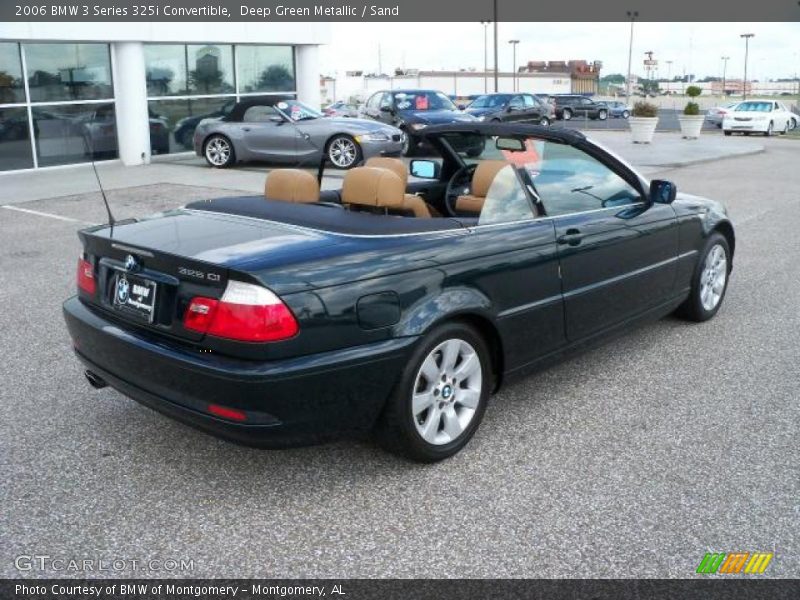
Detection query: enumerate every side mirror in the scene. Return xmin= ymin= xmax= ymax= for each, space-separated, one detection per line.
xmin=457 ymin=104 xmax=466 ymax=111
xmin=506 ymin=105 xmax=517 ymax=112
xmin=409 ymin=159 xmax=441 ymax=180
xmin=269 ymin=115 xmax=285 ymax=124
xmin=650 ymin=179 xmax=677 ymax=204
xmin=379 ymin=105 xmax=393 ymax=113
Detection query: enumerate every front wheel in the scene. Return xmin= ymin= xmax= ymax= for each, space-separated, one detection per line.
xmin=723 ymin=130 xmax=732 ymax=136
xmin=562 ymin=108 xmax=573 ymax=121
xmin=204 ymin=134 xmax=234 ymax=168
xmin=327 ymin=135 xmax=361 ymax=169
xmin=597 ymin=109 xmax=608 ymax=121
xmin=622 ymin=110 xmax=630 ymax=119
xmin=763 ymin=122 xmax=773 ymax=137
xmin=675 ymin=233 xmax=731 ymax=322
xmin=538 ymin=116 xmax=550 ymax=126
xmin=401 ymin=132 xmax=418 ymax=157
xmin=375 ymin=322 xmax=492 ymax=462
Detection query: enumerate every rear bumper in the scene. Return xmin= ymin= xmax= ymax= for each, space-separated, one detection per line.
xmin=63 ymin=296 xmax=417 ymax=447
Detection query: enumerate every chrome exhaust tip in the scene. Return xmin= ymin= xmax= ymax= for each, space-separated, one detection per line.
xmin=84 ymin=370 xmax=108 ymax=390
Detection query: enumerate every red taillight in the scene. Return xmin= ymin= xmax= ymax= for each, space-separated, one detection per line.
xmin=183 ymin=281 xmax=298 ymax=342
xmin=208 ymin=403 xmax=247 ymax=422
xmin=77 ymin=257 xmax=96 ymax=295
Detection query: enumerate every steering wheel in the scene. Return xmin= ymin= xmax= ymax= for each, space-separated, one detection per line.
xmin=444 ymin=164 xmax=477 ymax=217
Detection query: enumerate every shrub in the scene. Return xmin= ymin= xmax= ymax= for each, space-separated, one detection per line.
xmin=686 ymin=85 xmax=703 ymax=98
xmin=684 ymin=102 xmax=700 ymax=116
xmin=632 ymin=101 xmax=658 ymax=118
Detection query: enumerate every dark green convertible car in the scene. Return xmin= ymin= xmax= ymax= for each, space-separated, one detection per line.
xmin=64 ymin=123 xmax=735 ymax=462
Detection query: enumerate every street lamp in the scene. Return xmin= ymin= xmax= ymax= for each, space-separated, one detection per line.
xmin=508 ymin=39 xmax=520 ymax=91
xmin=625 ymin=11 xmax=639 ymax=100
xmin=740 ymin=33 xmax=754 ymax=100
xmin=721 ymin=56 xmax=730 ymax=97
xmin=493 ymin=0 xmax=498 ymax=92
xmin=666 ymin=60 xmax=673 ymax=93
xmin=480 ymin=21 xmax=491 ymax=93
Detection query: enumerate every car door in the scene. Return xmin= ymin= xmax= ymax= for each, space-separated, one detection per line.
xmin=577 ymin=97 xmax=594 ymax=117
xmin=505 ymin=95 xmax=526 ymax=122
xmin=522 ymin=94 xmax=543 ymax=122
xmin=529 ymin=140 xmax=679 ymax=341
xmin=239 ymin=104 xmax=299 ymax=160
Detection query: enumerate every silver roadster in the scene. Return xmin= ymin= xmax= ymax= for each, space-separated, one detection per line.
xmin=193 ymin=97 xmax=404 ymax=169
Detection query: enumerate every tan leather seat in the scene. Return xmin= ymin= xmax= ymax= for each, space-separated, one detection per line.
xmin=341 ymin=167 xmax=405 ymax=214
xmin=456 ymin=160 xmax=507 ymax=214
xmin=264 ymin=169 xmax=320 ymax=203
xmin=365 ymin=156 xmax=433 ymax=218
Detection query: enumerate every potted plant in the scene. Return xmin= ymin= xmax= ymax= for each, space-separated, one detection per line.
xmin=678 ymin=85 xmax=705 ymax=139
xmin=629 ymin=101 xmax=658 ymax=143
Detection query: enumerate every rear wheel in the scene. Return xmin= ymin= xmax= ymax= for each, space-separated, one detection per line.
xmin=723 ymin=130 xmax=732 ymax=136
xmin=327 ymin=135 xmax=361 ymax=169
xmin=781 ymin=120 xmax=789 ymax=135
xmin=204 ymin=135 xmax=234 ymax=168
xmin=622 ymin=110 xmax=630 ymax=119
xmin=538 ymin=116 xmax=550 ymax=126
xmin=675 ymin=233 xmax=731 ymax=322
xmin=401 ymin=131 xmax=418 ymax=157
xmin=597 ymin=109 xmax=608 ymax=121
xmin=375 ymin=322 xmax=491 ymax=462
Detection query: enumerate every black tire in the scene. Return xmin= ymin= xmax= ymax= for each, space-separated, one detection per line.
xmin=597 ymin=109 xmax=608 ymax=121
xmin=539 ymin=116 xmax=550 ymax=126
xmin=675 ymin=232 xmax=731 ymax=322
xmin=723 ymin=130 xmax=732 ymax=136
xmin=326 ymin=134 xmax=362 ymax=169
xmin=203 ymin=134 xmax=235 ymax=168
xmin=764 ymin=122 xmax=773 ymax=137
xmin=562 ymin=108 xmax=573 ymax=121
xmin=622 ymin=110 xmax=630 ymax=119
xmin=401 ymin=131 xmax=418 ymax=157
xmin=374 ymin=322 xmax=492 ymax=462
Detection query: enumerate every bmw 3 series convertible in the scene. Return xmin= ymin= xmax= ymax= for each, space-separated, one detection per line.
xmin=64 ymin=123 xmax=735 ymax=462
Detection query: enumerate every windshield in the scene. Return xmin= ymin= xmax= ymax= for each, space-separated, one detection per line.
xmin=736 ymin=102 xmax=771 ymax=113
xmin=276 ymin=100 xmax=322 ymax=121
xmin=393 ymin=91 xmax=456 ymax=111
xmin=469 ymin=94 xmax=512 ymax=109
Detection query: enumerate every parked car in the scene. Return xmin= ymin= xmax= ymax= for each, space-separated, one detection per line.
xmin=80 ymin=105 xmax=169 ymax=157
xmin=605 ymin=101 xmax=631 ymax=119
xmin=706 ymin=102 xmax=740 ymax=128
xmin=173 ymin=99 xmax=236 ymax=149
xmin=362 ymin=89 xmax=480 ymax=156
xmin=463 ymin=93 xmax=553 ymax=125
xmin=193 ymin=96 xmax=403 ymax=169
xmin=722 ymin=100 xmax=797 ymax=136
xmin=322 ymin=100 xmax=360 ymax=118
xmin=65 ymin=122 xmax=735 ymax=462
xmin=552 ymin=95 xmax=609 ymax=121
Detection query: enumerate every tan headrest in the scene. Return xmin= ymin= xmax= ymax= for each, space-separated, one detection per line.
xmin=341 ymin=167 xmax=404 ymax=210
xmin=472 ymin=160 xmax=507 ymax=198
xmin=264 ymin=169 xmax=320 ymax=203
xmin=365 ymin=157 xmax=408 ymax=187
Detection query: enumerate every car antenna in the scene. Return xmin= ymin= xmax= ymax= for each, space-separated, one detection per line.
xmin=86 ymin=128 xmax=115 ymax=228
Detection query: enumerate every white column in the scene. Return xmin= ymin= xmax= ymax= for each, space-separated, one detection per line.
xmin=295 ymin=45 xmax=321 ymax=109
xmin=112 ymin=42 xmax=150 ymax=166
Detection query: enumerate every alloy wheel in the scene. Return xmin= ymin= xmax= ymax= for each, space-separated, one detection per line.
xmin=539 ymin=117 xmax=550 ymax=126
xmin=622 ymin=110 xmax=630 ymax=119
xmin=562 ymin=109 xmax=572 ymax=121
xmin=411 ymin=338 xmax=483 ymax=446
xmin=598 ymin=110 xmax=608 ymax=120
xmin=700 ymin=244 xmax=727 ymax=312
xmin=328 ymin=136 xmax=357 ymax=168
xmin=205 ymin=137 xmax=231 ymax=166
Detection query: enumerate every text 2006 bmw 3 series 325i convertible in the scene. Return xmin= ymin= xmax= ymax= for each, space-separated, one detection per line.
xmin=64 ymin=123 xmax=735 ymax=462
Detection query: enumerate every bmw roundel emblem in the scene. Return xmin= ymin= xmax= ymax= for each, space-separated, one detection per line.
xmin=117 ymin=277 xmax=130 ymax=303
xmin=124 ymin=254 xmax=140 ymax=272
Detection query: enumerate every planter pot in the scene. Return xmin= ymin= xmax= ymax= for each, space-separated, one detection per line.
xmin=678 ymin=115 xmax=705 ymax=139
xmin=628 ymin=116 xmax=658 ymax=144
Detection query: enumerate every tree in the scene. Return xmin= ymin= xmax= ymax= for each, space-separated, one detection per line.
xmin=256 ymin=65 xmax=294 ymax=92
xmin=600 ymin=73 xmax=626 ymax=84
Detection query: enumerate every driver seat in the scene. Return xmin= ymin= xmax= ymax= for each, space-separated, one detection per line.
xmin=264 ymin=169 xmax=320 ymax=203
xmin=365 ymin=157 xmax=434 ymax=218
xmin=455 ymin=160 xmax=507 ymax=214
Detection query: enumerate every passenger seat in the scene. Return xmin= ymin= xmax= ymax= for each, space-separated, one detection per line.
xmin=264 ymin=169 xmax=320 ymax=203
xmin=365 ymin=157 xmax=434 ymax=218
xmin=456 ymin=160 xmax=507 ymax=214
xmin=341 ymin=166 xmax=407 ymax=215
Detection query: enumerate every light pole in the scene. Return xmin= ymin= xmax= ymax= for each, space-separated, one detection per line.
xmin=480 ymin=21 xmax=490 ymax=93
xmin=740 ymin=33 xmax=754 ymax=100
xmin=508 ymin=39 xmax=520 ymax=91
xmin=625 ymin=11 xmax=638 ymax=100
xmin=721 ymin=56 xmax=730 ymax=97
xmin=493 ymin=0 xmax=498 ymax=92
xmin=666 ymin=60 xmax=673 ymax=93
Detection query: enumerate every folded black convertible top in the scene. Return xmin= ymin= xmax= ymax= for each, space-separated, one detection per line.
xmin=185 ymin=196 xmax=472 ymax=235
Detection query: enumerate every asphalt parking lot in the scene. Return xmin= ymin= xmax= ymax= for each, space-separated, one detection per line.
xmin=551 ymin=107 xmax=726 ymax=132
xmin=1 ymin=138 xmax=799 ymax=578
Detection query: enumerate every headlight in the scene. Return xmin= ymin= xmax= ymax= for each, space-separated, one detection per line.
xmin=477 ymin=116 xmax=486 ymax=122
xmin=355 ymin=132 xmax=391 ymax=142
xmin=410 ymin=123 xmax=428 ymax=131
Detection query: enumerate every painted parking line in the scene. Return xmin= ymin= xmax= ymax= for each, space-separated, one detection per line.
xmin=1 ymin=205 xmax=94 ymax=224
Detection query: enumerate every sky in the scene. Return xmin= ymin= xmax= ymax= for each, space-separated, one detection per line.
xmin=322 ymin=22 xmax=800 ymax=81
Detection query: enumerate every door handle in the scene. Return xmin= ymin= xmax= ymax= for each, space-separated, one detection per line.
xmin=557 ymin=228 xmax=583 ymax=246
xmin=242 ymin=127 xmax=251 ymax=132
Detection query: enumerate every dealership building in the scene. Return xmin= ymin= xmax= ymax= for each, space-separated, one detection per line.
xmin=0 ymin=22 xmax=330 ymax=172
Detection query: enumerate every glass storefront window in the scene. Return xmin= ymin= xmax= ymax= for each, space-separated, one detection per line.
xmin=145 ymin=44 xmax=187 ymax=96
xmin=32 ymin=102 xmax=118 ymax=167
xmin=187 ymin=45 xmax=234 ymax=95
xmin=0 ymin=43 xmax=26 ymax=104
xmin=149 ymin=97 xmax=236 ymax=153
xmin=24 ymin=43 xmax=113 ymax=102
xmin=0 ymin=107 xmax=34 ymax=170
xmin=236 ymin=46 xmax=295 ymax=94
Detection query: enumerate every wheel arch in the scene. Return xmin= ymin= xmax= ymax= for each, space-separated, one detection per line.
xmin=712 ymin=220 xmax=736 ymax=261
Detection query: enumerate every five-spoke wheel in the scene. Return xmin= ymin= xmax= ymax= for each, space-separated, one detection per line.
xmin=204 ymin=135 xmax=234 ymax=168
xmin=676 ymin=232 xmax=731 ymax=322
